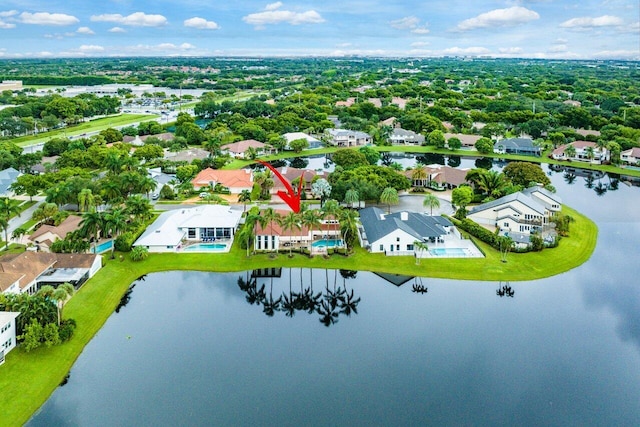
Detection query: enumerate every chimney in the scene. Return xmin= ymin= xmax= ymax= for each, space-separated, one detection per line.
xmin=400 ymin=212 xmax=408 ymax=221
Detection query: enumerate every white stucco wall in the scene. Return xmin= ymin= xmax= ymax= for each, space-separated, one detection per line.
xmin=369 ymin=229 xmax=418 ymax=254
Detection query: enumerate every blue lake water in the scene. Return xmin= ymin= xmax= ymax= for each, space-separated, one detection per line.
xmin=28 ymin=162 xmax=640 ymax=426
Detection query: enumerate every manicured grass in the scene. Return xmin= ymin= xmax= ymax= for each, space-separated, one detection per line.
xmin=11 ymin=114 xmax=158 ymax=147
xmin=0 ymin=204 xmax=596 ymax=426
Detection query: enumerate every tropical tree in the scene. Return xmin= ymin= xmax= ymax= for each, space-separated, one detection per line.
xmin=585 ymin=146 xmax=595 ymax=163
xmin=0 ymin=197 xmax=19 ymax=220
xmin=302 ymin=208 xmax=322 ymax=256
xmin=77 ymin=188 xmax=97 ymax=213
xmin=339 ymin=208 xmax=359 ymax=255
xmin=411 ymin=167 xmax=428 ymax=189
xmin=259 ymin=208 xmax=280 ymax=253
xmin=322 ymin=199 xmax=341 ymax=249
xmin=281 ymin=211 xmax=301 ymax=257
xmin=104 ymin=208 xmax=128 ymax=258
xmin=475 ymin=170 xmax=507 ymax=198
xmin=238 ymin=189 xmax=252 ymax=212
xmin=498 ymin=235 xmax=514 ymax=263
xmin=240 ymin=210 xmax=261 ymax=257
xmin=311 ymin=178 xmax=332 ymax=207
xmin=343 ymin=188 xmax=359 ymax=209
xmin=451 ymin=186 xmax=474 ymax=218
xmin=12 ymin=226 xmax=27 ymax=244
xmin=79 ymin=210 xmax=104 ymax=253
xmin=414 ymin=240 xmax=428 ymax=265
xmin=564 ymin=144 xmax=577 ymax=160
xmin=422 ymin=192 xmax=440 ymax=216
xmin=52 ymin=283 xmax=75 ymax=325
xmin=130 ymin=246 xmax=149 ymax=262
xmin=0 ymin=215 xmax=9 ymax=250
xmin=125 ymin=195 xmax=153 ymax=222
xmin=379 ymin=186 xmax=399 ymax=214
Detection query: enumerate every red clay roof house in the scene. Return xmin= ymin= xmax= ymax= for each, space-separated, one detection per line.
xmin=191 ymin=168 xmax=253 ymax=193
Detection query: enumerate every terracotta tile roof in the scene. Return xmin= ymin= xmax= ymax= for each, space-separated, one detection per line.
xmin=191 ymin=168 xmax=253 ymax=190
xmin=221 ymin=139 xmax=267 ymax=154
xmin=29 ymin=215 xmax=82 ymax=242
xmin=0 ymin=252 xmax=57 ymax=291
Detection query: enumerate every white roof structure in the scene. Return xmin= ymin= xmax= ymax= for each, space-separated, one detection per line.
xmin=0 ymin=311 xmax=20 ymax=325
xmin=134 ymin=205 xmax=242 ymax=248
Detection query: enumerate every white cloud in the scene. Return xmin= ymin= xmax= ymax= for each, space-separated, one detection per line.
xmin=77 ymin=26 xmax=95 ymax=35
xmin=243 ymin=3 xmax=324 ymax=27
xmin=108 ymin=27 xmax=126 ymax=33
xmin=456 ymin=6 xmax=539 ymax=31
xmin=0 ymin=20 xmax=15 ymax=29
xmin=592 ymin=49 xmax=640 ymax=59
xmin=91 ymin=12 xmax=167 ymax=27
xmin=548 ymin=44 xmax=568 ymax=53
xmin=553 ymin=38 xmax=568 ymax=44
xmin=20 ymin=12 xmax=79 ymax=26
xmin=411 ymin=41 xmax=430 ymax=48
xmin=498 ymin=47 xmax=523 ymax=54
xmin=0 ymin=10 xmax=18 ymax=17
xmin=78 ymin=44 xmax=105 ymax=53
xmin=265 ymin=2 xmax=283 ymax=11
xmin=442 ymin=46 xmax=491 ymax=55
xmin=390 ymin=16 xmax=420 ymax=30
xmin=184 ymin=17 xmax=219 ymax=30
xmin=560 ymin=15 xmax=623 ymax=29
xmin=412 ymin=27 xmax=430 ymax=34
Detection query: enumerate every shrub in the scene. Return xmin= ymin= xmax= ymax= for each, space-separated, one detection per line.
xmin=58 ymin=319 xmax=76 ymax=342
xmin=130 ymin=246 xmax=149 ymax=262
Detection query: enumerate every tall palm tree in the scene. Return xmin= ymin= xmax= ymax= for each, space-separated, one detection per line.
xmin=585 ymin=146 xmax=595 ymax=163
xmin=259 ymin=208 xmax=280 ymax=253
xmin=414 ymin=240 xmax=428 ymax=265
xmin=104 ymin=208 xmax=128 ymax=258
xmin=125 ymin=195 xmax=153 ymax=222
xmin=240 ymin=211 xmax=260 ymax=257
xmin=77 ymin=188 xmax=97 ymax=213
xmin=476 ymin=170 xmax=506 ymax=198
xmin=0 ymin=197 xmax=20 ymax=220
xmin=80 ymin=210 xmax=104 ymax=253
xmin=564 ymin=144 xmax=577 ymax=160
xmin=238 ymin=189 xmax=252 ymax=212
xmin=339 ymin=208 xmax=359 ymax=255
xmin=379 ymin=187 xmax=399 ymax=214
xmin=281 ymin=211 xmax=301 ymax=257
xmin=51 ymin=283 xmax=75 ymax=325
xmin=422 ymin=192 xmax=440 ymax=216
xmin=0 ymin=215 xmax=9 ymax=251
xmin=301 ymin=208 xmax=322 ymax=256
xmin=322 ymin=199 xmax=341 ymax=249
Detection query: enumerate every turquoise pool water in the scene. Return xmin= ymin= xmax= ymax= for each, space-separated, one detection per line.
xmin=91 ymin=240 xmax=113 ymax=254
xmin=429 ymin=247 xmax=467 ymax=256
xmin=183 ymin=243 xmax=228 ymax=252
xmin=312 ymin=239 xmax=344 ymax=248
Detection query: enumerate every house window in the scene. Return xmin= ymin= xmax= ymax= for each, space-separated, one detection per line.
xmin=503 ymin=222 xmax=509 ymax=227
xmin=188 ymin=228 xmax=196 ymax=239
xmin=396 ymin=237 xmax=400 ymax=242
xmin=407 ymin=244 xmax=414 ymax=251
xmin=257 ymin=236 xmax=261 ymax=250
xmin=396 ymin=245 xmax=400 ymax=250
xmin=379 ymin=244 xmax=384 ymax=251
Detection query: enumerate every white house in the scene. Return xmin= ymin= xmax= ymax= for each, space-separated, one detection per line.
xmin=551 ymin=140 xmax=609 ymax=164
xmin=621 ymin=147 xmax=640 ymax=165
xmin=325 ymin=129 xmax=371 ymax=147
xmin=282 ymin=132 xmax=322 ymax=150
xmin=467 ymin=188 xmax=561 ymax=244
xmin=134 ymin=205 xmax=242 ymax=252
xmin=0 ymin=168 xmax=21 ymax=197
xmin=358 ymin=207 xmax=454 ymax=255
xmin=388 ymin=128 xmax=425 ymax=145
xmin=0 ymin=312 xmax=20 ymax=365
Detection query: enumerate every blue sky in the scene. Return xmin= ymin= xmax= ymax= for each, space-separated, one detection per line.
xmin=0 ymin=0 xmax=638 ymax=59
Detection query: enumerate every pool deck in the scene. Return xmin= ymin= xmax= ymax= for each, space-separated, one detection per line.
xmin=419 ymin=236 xmax=484 ymax=258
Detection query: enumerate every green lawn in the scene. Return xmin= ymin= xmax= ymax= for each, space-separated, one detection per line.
xmin=0 ymin=204 xmax=596 ymax=426
xmin=11 ymin=114 xmax=158 ymax=147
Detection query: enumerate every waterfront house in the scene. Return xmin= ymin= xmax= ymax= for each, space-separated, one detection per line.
xmin=220 ymin=139 xmax=274 ymax=159
xmin=621 ymin=147 xmax=640 ymax=166
xmin=444 ymin=133 xmax=481 ymax=149
xmin=358 ymin=207 xmax=453 ymax=255
xmin=389 ymin=128 xmax=425 ymax=145
xmin=551 ymin=140 xmax=609 ymax=164
xmin=405 ymin=164 xmax=469 ymax=190
xmin=134 ymin=205 xmax=242 ymax=252
xmin=325 ymin=129 xmax=371 ymax=147
xmin=494 ymin=138 xmax=541 ymax=156
xmin=282 ymin=132 xmax=322 ymax=150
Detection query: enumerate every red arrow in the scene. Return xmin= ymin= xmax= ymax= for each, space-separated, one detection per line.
xmin=257 ymin=160 xmax=304 ymax=213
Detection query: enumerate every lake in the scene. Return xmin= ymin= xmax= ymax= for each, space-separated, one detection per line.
xmin=29 ymin=162 xmax=640 ymax=426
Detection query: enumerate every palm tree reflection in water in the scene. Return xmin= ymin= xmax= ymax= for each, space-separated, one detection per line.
xmin=237 ymin=269 xmax=361 ymax=327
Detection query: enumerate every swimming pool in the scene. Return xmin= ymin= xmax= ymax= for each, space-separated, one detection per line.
xmin=91 ymin=240 xmax=113 ymax=254
xmin=312 ymin=239 xmax=344 ymax=248
xmin=429 ymin=247 xmax=467 ymax=257
xmin=183 ymin=243 xmax=228 ymax=252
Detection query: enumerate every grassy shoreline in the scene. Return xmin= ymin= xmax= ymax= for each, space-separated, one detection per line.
xmin=0 ymin=205 xmax=596 ymax=426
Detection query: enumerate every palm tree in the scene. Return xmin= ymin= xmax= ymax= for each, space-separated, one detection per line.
xmin=77 ymin=188 xmax=97 ymax=213
xmin=585 ymin=146 xmax=595 ymax=163
xmin=475 ymin=170 xmax=506 ymax=198
xmin=238 ymin=189 xmax=252 ymax=212
xmin=51 ymin=283 xmax=75 ymax=325
xmin=0 ymin=215 xmax=9 ymax=251
xmin=0 ymin=197 xmax=20 ymax=220
xmin=564 ymin=144 xmax=577 ymax=160
xmin=379 ymin=187 xmax=399 ymax=214
xmin=422 ymin=192 xmax=440 ymax=216
xmin=301 ymin=208 xmax=322 ymax=256
xmin=259 ymin=208 xmax=280 ymax=253
xmin=281 ymin=211 xmax=301 ymax=257
xmin=125 ymin=195 xmax=153 ymax=222
xmin=322 ymin=199 xmax=341 ymax=250
xmin=498 ymin=235 xmax=514 ymax=263
xmin=11 ymin=226 xmax=27 ymax=244
xmin=104 ymin=151 xmax=123 ymax=175
xmin=413 ymin=240 xmax=428 ymax=265
xmin=339 ymin=208 xmax=359 ymax=255
xmin=104 ymin=208 xmax=128 ymax=258
xmin=411 ymin=167 xmax=428 ymax=189
xmin=343 ymin=188 xmax=359 ymax=209
xmin=80 ymin=210 xmax=104 ymax=253
xmin=240 ymin=211 xmax=260 ymax=257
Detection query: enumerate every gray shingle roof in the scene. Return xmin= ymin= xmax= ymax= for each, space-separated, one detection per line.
xmin=468 ymin=191 xmax=546 ymax=216
xmin=359 ymin=207 xmax=452 ymax=243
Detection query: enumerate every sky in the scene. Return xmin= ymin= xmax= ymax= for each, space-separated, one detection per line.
xmin=0 ymin=0 xmax=638 ymax=60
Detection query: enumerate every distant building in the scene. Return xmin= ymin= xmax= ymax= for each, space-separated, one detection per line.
xmin=325 ymin=129 xmax=371 ymax=147
xmin=0 ymin=81 xmax=22 ymax=91
xmin=551 ymin=140 xmax=609 ymax=164
xmin=494 ymin=138 xmax=541 ymax=156
xmin=0 ymin=312 xmax=20 ymax=365
xmin=27 ymin=215 xmax=83 ymax=252
xmin=220 ymin=139 xmax=274 ymax=159
xmin=191 ymin=168 xmax=253 ymax=193
xmin=389 ymin=128 xmax=425 ymax=145
xmin=0 ymin=168 xmax=21 ymax=197
xmin=621 ymin=147 xmax=640 ymax=165
xmin=282 ymin=132 xmax=322 ymax=150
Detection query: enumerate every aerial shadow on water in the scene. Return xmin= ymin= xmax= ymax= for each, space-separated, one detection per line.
xmin=237 ymin=268 xmax=361 ymax=327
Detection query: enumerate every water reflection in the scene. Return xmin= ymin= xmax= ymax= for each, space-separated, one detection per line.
xmin=115 ymin=283 xmax=136 ymax=313
xmin=496 ymin=282 xmax=515 ymax=298
xmin=236 ymin=269 xmax=362 ymax=327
